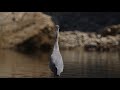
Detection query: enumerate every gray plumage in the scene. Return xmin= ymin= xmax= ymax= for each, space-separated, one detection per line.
xmin=49 ymin=25 xmax=64 ymax=77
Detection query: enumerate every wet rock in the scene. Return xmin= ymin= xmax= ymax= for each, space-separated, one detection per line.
xmin=84 ymin=42 xmax=97 ymax=51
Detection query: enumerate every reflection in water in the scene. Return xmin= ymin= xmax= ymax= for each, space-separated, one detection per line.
xmin=0 ymin=50 xmax=51 ymax=78
xmin=60 ymin=48 xmax=120 ymax=78
xmin=0 ymin=48 xmax=120 ymax=78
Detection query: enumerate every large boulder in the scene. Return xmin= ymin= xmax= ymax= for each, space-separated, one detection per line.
xmin=0 ymin=12 xmax=55 ymax=50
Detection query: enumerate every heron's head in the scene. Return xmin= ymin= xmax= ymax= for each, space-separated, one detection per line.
xmin=56 ymin=25 xmax=60 ymax=31
xmin=56 ymin=25 xmax=60 ymax=33
xmin=55 ymin=25 xmax=60 ymax=38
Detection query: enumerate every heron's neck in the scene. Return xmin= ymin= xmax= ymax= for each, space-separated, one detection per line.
xmin=53 ymin=33 xmax=59 ymax=51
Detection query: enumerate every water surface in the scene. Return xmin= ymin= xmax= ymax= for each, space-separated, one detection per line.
xmin=0 ymin=48 xmax=120 ymax=78
xmin=61 ymin=48 xmax=120 ymax=78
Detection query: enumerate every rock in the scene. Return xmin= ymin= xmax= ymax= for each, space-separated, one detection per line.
xmin=59 ymin=31 xmax=79 ymax=49
xmin=59 ymin=31 xmax=120 ymax=51
xmin=0 ymin=12 xmax=55 ymax=50
xmin=84 ymin=41 xmax=98 ymax=51
xmin=88 ymin=32 xmax=97 ymax=38
xmin=97 ymin=34 xmax=102 ymax=39
xmin=115 ymin=35 xmax=120 ymax=41
xmin=101 ymin=24 xmax=120 ymax=36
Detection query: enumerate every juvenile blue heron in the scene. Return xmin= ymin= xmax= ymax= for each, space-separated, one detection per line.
xmin=49 ymin=25 xmax=64 ymax=77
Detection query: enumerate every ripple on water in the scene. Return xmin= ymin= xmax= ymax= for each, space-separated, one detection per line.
xmin=0 ymin=48 xmax=120 ymax=78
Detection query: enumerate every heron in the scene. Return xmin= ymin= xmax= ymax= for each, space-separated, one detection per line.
xmin=49 ymin=25 xmax=64 ymax=77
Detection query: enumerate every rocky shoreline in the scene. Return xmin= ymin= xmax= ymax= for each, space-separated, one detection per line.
xmin=59 ymin=25 xmax=120 ymax=51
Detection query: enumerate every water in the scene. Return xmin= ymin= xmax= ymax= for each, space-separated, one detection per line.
xmin=0 ymin=49 xmax=51 ymax=78
xmin=0 ymin=48 xmax=120 ymax=78
xmin=60 ymin=48 xmax=120 ymax=78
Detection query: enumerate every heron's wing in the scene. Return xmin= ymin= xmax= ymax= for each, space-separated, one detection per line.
xmin=49 ymin=59 xmax=57 ymax=75
xmin=50 ymin=52 xmax=64 ymax=74
xmin=52 ymin=55 xmax=64 ymax=72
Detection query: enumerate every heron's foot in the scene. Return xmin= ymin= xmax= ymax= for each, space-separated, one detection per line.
xmin=54 ymin=75 xmax=60 ymax=78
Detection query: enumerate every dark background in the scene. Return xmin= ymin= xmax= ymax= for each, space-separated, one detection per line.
xmin=45 ymin=12 xmax=120 ymax=32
